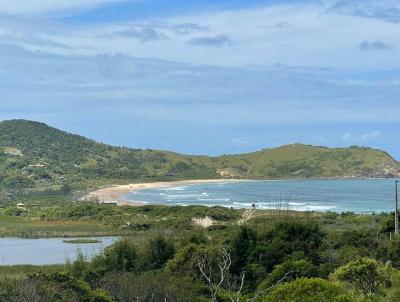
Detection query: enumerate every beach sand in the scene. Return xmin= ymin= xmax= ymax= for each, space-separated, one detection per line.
xmin=84 ymin=179 xmax=243 ymax=206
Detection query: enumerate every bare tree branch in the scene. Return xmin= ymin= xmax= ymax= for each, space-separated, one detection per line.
xmin=198 ymin=249 xmax=292 ymax=302
xmin=198 ymin=248 xmax=231 ymax=302
xmin=247 ymin=270 xmax=293 ymax=302
xmin=228 ymin=272 xmax=246 ymax=302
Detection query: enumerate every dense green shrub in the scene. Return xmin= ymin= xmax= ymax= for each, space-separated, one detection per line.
xmin=91 ymin=239 xmax=138 ymax=273
xmin=258 ymin=259 xmax=319 ymax=291
xmin=263 ymin=278 xmax=353 ymax=302
xmin=333 ymin=258 xmax=385 ymax=295
xmin=142 ymin=236 xmax=175 ymax=270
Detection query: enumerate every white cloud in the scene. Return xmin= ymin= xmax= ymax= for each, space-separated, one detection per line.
xmin=0 ymin=1 xmax=400 ymax=70
xmin=342 ymin=131 xmax=382 ymax=142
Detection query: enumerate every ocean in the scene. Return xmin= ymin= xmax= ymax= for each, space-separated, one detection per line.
xmin=124 ymin=179 xmax=400 ymax=213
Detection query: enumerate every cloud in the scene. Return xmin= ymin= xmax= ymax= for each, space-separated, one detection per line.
xmin=172 ymin=23 xmax=209 ymax=35
xmin=104 ymin=27 xmax=167 ymax=42
xmin=257 ymin=21 xmax=294 ymax=30
xmin=342 ymin=131 xmax=382 ymax=142
xmin=0 ymin=30 xmax=72 ymax=49
xmin=1 ymin=42 xmax=399 ymax=125
xmin=1 ymin=1 xmax=399 ymax=69
xmin=328 ymin=0 xmax=400 ymax=23
xmin=0 ymin=41 xmax=398 ymax=157
xmin=188 ymin=34 xmax=232 ymax=47
xmin=359 ymin=40 xmax=394 ymax=51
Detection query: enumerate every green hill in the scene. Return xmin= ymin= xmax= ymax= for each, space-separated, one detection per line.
xmin=0 ymin=120 xmax=398 ymax=189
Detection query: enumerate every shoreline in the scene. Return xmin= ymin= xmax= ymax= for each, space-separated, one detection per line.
xmin=84 ymin=177 xmax=399 ymax=206
xmin=84 ymin=179 xmax=246 ymax=206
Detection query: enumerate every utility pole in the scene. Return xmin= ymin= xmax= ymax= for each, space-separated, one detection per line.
xmin=396 ymin=180 xmax=399 ymax=235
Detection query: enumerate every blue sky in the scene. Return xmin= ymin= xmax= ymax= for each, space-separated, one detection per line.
xmin=0 ymin=0 xmax=399 ymax=159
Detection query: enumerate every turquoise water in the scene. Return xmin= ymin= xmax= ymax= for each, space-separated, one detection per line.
xmin=126 ymin=179 xmax=400 ymax=213
xmin=0 ymin=237 xmax=116 ymax=265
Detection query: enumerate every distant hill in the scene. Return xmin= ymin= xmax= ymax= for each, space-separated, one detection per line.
xmin=0 ymin=120 xmax=399 ymax=189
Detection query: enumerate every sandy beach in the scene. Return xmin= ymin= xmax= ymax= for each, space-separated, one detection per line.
xmin=84 ymin=179 xmax=244 ymax=206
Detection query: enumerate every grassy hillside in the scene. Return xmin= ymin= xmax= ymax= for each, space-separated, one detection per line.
xmin=0 ymin=120 xmax=398 ymax=190
xmin=214 ymin=144 xmax=400 ymax=179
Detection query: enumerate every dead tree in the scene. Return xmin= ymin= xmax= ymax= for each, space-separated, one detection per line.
xmin=198 ymin=248 xmax=231 ymax=302
xmin=198 ymin=248 xmax=292 ymax=302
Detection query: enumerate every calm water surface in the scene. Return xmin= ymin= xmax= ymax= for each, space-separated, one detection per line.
xmin=0 ymin=237 xmax=116 ymax=265
xmin=127 ymin=179 xmax=399 ymax=213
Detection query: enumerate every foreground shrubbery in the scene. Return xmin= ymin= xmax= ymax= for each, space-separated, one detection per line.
xmin=1 ymin=215 xmax=400 ymax=301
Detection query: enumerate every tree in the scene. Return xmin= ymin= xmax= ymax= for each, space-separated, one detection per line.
xmin=264 ymin=278 xmax=353 ymax=302
xmin=198 ymin=248 xmax=232 ymax=302
xmin=198 ymin=248 xmax=291 ymax=302
xmin=333 ymin=257 xmax=384 ymax=295
xmin=92 ymin=239 xmax=138 ymax=273
xmin=230 ymin=226 xmax=258 ymax=275
xmin=258 ymin=222 xmax=325 ymax=272
xmin=68 ymin=249 xmax=90 ymax=279
xmin=143 ymin=236 xmax=175 ymax=270
xmin=258 ymin=259 xmax=318 ymax=291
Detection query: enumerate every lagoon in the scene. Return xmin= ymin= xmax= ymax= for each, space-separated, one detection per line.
xmin=0 ymin=237 xmax=116 ymax=266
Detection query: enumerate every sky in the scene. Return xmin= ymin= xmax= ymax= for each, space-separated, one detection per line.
xmin=0 ymin=0 xmax=399 ymax=159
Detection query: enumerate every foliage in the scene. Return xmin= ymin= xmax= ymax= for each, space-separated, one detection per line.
xmin=0 ymin=273 xmax=112 ymax=302
xmin=258 ymin=259 xmax=319 ymax=290
xmin=142 ymin=236 xmax=175 ymax=270
xmin=230 ymin=226 xmax=258 ymax=275
xmin=91 ymin=239 xmax=138 ymax=274
xmin=333 ymin=258 xmax=385 ymax=295
xmin=99 ymin=272 xmax=208 ymax=302
xmin=263 ymin=278 xmax=353 ymax=302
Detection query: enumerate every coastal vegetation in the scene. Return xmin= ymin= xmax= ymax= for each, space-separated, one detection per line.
xmin=0 ymin=201 xmax=400 ymax=301
xmin=0 ymin=120 xmax=398 ymax=192
xmin=63 ymin=239 xmax=102 ymax=244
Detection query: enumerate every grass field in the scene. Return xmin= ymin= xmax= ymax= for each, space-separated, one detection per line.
xmin=0 ymin=264 xmax=66 ymax=275
xmin=0 ymin=216 xmax=114 ymax=238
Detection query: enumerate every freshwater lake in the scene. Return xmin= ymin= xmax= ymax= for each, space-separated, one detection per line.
xmin=0 ymin=237 xmax=116 ymax=266
xmin=127 ymin=179 xmax=400 ymax=213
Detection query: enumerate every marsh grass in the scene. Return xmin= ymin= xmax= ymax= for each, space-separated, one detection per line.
xmin=63 ymin=239 xmax=102 ymax=244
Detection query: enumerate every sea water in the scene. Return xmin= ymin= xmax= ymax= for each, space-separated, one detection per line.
xmin=125 ymin=179 xmax=400 ymax=213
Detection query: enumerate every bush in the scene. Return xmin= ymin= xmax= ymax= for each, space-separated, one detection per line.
xmin=258 ymin=259 xmax=319 ymax=291
xmin=333 ymin=258 xmax=385 ymax=295
xmin=143 ymin=236 xmax=175 ymax=270
xmin=259 ymin=222 xmax=325 ymax=272
xmin=99 ymin=272 xmax=208 ymax=302
xmin=92 ymin=239 xmax=138 ymax=274
xmin=264 ymin=278 xmax=353 ymax=302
